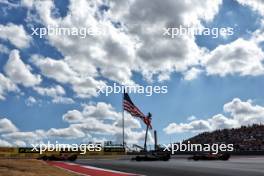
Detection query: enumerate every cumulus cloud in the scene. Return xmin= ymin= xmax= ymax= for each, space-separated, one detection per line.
xmin=2 ymin=130 xmax=45 ymax=144
xmin=0 ymin=73 xmax=19 ymax=100
xmin=33 ymin=85 xmax=75 ymax=104
xmin=1 ymin=0 xmax=261 ymax=105
xmin=61 ymin=102 xmax=144 ymax=144
xmin=4 ymin=50 xmax=42 ymax=87
xmin=21 ymin=0 xmax=34 ymax=8
xmin=108 ymin=0 xmax=222 ymax=82
xmin=33 ymin=85 xmax=65 ymax=97
xmin=224 ymin=98 xmax=264 ymax=125
xmin=0 ymin=139 xmax=12 ymax=147
xmin=203 ymin=39 xmax=264 ymax=77
xmin=0 ymin=101 xmax=148 ymax=146
xmin=164 ymin=120 xmax=211 ymax=134
xmin=0 ymin=44 xmax=9 ymax=54
xmin=82 ymin=102 xmax=120 ymax=120
xmin=25 ymin=96 xmax=37 ymax=106
xmin=31 ymin=55 xmax=106 ymax=98
xmin=58 ymin=101 xmax=145 ymax=143
xmin=31 ymin=56 xmax=78 ymax=84
xmin=236 ymin=0 xmax=264 ymax=16
xmin=20 ymin=0 xmax=264 ymax=93
xmin=183 ymin=68 xmax=203 ymax=81
xmin=164 ymin=98 xmax=264 ymax=134
xmin=0 ymin=118 xmax=18 ymax=133
xmin=63 ymin=110 xmax=83 ymax=123
xmin=0 ymin=23 xmax=31 ymax=48
xmin=0 ymin=118 xmax=45 ymax=145
xmin=29 ymin=0 xmax=136 ymax=85
xmin=52 ymin=96 xmax=75 ymax=104
xmin=26 ymin=0 xmax=222 ymax=87
xmin=47 ymin=127 xmax=85 ymax=139
xmin=13 ymin=140 xmax=27 ymax=147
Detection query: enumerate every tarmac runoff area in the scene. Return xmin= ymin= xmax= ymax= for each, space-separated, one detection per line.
xmin=66 ymin=155 xmax=264 ymax=176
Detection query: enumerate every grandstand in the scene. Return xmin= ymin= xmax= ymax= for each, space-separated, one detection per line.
xmin=186 ymin=124 xmax=264 ymax=151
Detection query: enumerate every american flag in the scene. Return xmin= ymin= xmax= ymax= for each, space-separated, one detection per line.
xmin=123 ymin=93 xmax=145 ymax=118
xmin=123 ymin=93 xmax=152 ymax=129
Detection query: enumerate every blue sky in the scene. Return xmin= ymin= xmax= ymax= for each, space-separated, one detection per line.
xmin=0 ymin=0 xmax=264 ymax=147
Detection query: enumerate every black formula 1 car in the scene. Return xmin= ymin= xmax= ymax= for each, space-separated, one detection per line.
xmin=131 ymin=150 xmax=171 ymax=161
xmin=188 ymin=153 xmax=230 ymax=161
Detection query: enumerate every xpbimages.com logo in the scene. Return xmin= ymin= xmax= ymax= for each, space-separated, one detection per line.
xmin=97 ymin=83 xmax=168 ymax=96
xmin=30 ymin=25 xmax=107 ymax=38
xmin=162 ymin=141 xmax=234 ymax=154
xmin=163 ymin=25 xmax=234 ymax=39
xmin=31 ymin=141 xmax=102 ymax=154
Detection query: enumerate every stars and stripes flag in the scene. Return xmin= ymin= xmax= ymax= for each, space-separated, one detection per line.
xmin=123 ymin=92 xmax=152 ymax=129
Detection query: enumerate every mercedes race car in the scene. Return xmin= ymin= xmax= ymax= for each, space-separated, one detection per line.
xmin=188 ymin=153 xmax=230 ymax=161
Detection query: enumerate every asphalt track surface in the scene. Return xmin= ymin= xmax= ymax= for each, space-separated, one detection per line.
xmin=75 ymin=156 xmax=264 ymax=176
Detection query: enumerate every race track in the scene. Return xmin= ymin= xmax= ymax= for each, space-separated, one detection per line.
xmin=75 ymin=156 xmax=264 ymax=176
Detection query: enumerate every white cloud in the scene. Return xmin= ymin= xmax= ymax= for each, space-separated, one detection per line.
xmin=0 ymin=118 xmax=18 ymax=133
xmin=25 ymin=0 xmax=264 ymax=85
xmin=62 ymin=102 xmax=122 ymax=135
xmin=183 ymin=68 xmax=203 ymax=81
xmin=164 ymin=120 xmax=211 ymax=134
xmin=30 ymin=0 xmax=136 ymax=85
xmin=47 ymin=127 xmax=85 ymax=139
xmin=52 ymin=96 xmax=75 ymax=104
xmin=164 ymin=98 xmax=264 ymax=134
xmin=63 ymin=110 xmax=83 ymax=123
xmin=187 ymin=116 xmax=197 ymax=121
xmin=0 ymin=101 xmax=150 ymax=145
xmin=251 ymin=19 xmax=264 ymax=45
xmin=33 ymin=85 xmax=65 ymax=97
xmin=33 ymin=85 xmax=75 ymax=104
xmin=15 ymin=0 xmax=264 ymax=89
xmin=236 ymin=0 xmax=264 ymax=16
xmin=0 ymin=44 xmax=9 ymax=54
xmin=21 ymin=0 xmax=34 ymax=8
xmin=61 ymin=102 xmax=145 ymax=144
xmin=25 ymin=96 xmax=37 ymax=106
xmin=13 ymin=140 xmax=27 ymax=147
xmin=224 ymin=98 xmax=264 ymax=125
xmin=108 ymin=0 xmax=222 ymax=82
xmin=203 ymin=38 xmax=264 ymax=77
xmin=2 ymin=130 xmax=46 ymax=144
xmin=71 ymin=120 xmax=117 ymax=135
xmin=31 ymin=56 xmax=78 ymax=84
xmin=31 ymin=55 xmax=106 ymax=98
xmin=0 ymin=23 xmax=31 ymax=48
xmin=121 ymin=129 xmax=154 ymax=145
xmin=0 ymin=139 xmax=12 ymax=147
xmin=27 ymin=0 xmax=222 ymax=87
xmin=4 ymin=50 xmax=42 ymax=87
xmin=82 ymin=102 xmax=120 ymax=120
xmin=0 ymin=73 xmax=18 ymax=100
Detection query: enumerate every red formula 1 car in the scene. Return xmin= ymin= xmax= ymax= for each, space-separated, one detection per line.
xmin=188 ymin=153 xmax=230 ymax=161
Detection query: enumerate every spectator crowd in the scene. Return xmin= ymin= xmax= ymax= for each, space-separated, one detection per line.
xmin=186 ymin=124 xmax=264 ymax=151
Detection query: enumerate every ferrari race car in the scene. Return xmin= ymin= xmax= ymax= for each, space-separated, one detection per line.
xmin=188 ymin=153 xmax=230 ymax=161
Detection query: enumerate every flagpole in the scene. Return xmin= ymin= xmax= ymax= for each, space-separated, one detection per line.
xmin=122 ymin=92 xmax=125 ymax=148
xmin=144 ymin=124 xmax=149 ymax=151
